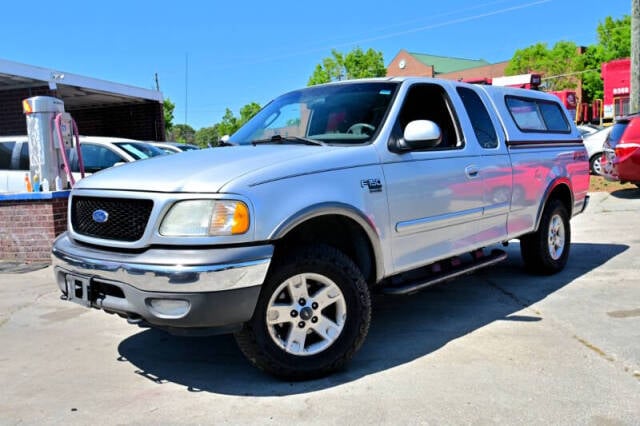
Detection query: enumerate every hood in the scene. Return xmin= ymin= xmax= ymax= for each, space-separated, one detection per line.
xmin=74 ymin=145 xmax=346 ymax=193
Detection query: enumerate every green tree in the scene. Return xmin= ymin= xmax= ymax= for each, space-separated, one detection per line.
xmin=163 ymin=98 xmax=175 ymax=131
xmin=506 ymin=15 xmax=630 ymax=102
xmin=581 ymin=15 xmax=631 ymax=101
xmin=545 ymin=41 xmax=583 ymax=91
xmin=308 ymin=47 xmax=386 ymax=86
xmin=217 ymin=108 xmax=239 ymax=137
xmin=505 ymin=42 xmax=550 ymax=75
xmin=506 ymin=41 xmax=581 ymax=91
xmin=239 ymin=102 xmax=261 ymax=124
xmin=195 ymin=125 xmax=220 ymax=147
xmin=213 ymin=102 xmax=262 ymax=139
xmin=167 ymin=123 xmax=195 ymax=143
xmin=596 ymin=15 xmax=631 ymax=61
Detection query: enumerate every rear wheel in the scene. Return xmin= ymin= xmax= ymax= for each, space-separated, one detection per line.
xmin=234 ymin=244 xmax=371 ymax=380
xmin=589 ymin=154 xmax=603 ymax=175
xmin=520 ymin=199 xmax=570 ymax=275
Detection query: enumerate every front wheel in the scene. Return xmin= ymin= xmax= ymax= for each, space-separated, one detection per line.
xmin=520 ymin=199 xmax=571 ymax=275
xmin=234 ymin=245 xmax=371 ymax=380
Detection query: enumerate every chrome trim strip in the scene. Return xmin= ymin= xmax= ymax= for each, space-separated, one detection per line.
xmin=52 ymin=233 xmax=272 ymax=293
xmin=507 ymin=141 xmax=583 ymax=149
xmin=483 ymin=202 xmax=510 ymax=217
xmin=396 ymin=207 xmax=484 ymax=234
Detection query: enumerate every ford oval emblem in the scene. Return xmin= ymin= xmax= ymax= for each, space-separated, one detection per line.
xmin=92 ymin=209 xmax=109 ymax=223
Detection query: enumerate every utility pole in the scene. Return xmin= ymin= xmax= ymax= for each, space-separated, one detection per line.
xmin=154 ymin=73 xmax=160 ymax=91
xmin=184 ymin=53 xmax=189 ymax=125
xmin=632 ymin=0 xmax=640 ymax=113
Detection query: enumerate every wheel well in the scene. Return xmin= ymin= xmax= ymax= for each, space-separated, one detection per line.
xmin=273 ymin=215 xmax=376 ymax=284
xmin=589 ymin=152 xmax=601 ymax=162
xmin=546 ymin=183 xmax=572 ymax=216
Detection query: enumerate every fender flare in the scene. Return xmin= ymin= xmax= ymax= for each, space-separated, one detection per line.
xmin=270 ymin=202 xmax=385 ymax=282
xmin=533 ymin=177 xmax=574 ymax=232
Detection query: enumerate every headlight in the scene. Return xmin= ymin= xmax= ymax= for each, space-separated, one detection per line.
xmin=159 ymin=200 xmax=249 ymax=236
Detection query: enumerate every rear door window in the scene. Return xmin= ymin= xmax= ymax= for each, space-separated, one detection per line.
xmin=457 ymin=87 xmax=498 ymax=149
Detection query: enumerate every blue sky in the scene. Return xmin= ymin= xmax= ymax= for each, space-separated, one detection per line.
xmin=0 ymin=0 xmax=630 ymax=130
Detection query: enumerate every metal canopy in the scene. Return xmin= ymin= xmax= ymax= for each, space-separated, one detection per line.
xmin=0 ymin=58 xmax=163 ymax=109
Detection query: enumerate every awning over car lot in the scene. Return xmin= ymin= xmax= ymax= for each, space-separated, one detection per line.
xmin=0 ymin=58 xmax=166 ymax=141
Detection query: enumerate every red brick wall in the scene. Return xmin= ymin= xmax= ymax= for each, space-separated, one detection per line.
xmin=0 ymin=86 xmax=53 ymax=135
xmin=69 ymin=101 xmax=165 ymax=141
xmin=0 ymin=197 xmax=68 ymax=262
xmin=387 ymin=50 xmax=435 ymax=77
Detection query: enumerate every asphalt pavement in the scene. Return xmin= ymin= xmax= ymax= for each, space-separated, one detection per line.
xmin=1 ymin=190 xmax=639 ymax=425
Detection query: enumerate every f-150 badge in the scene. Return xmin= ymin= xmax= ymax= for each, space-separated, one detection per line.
xmin=361 ymin=178 xmax=382 ymax=193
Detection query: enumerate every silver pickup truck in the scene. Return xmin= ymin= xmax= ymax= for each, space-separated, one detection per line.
xmin=53 ymin=77 xmax=590 ymax=379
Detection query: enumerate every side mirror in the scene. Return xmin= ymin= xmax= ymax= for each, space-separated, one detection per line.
xmin=217 ymin=134 xmax=235 ymax=147
xmin=398 ymin=120 xmax=442 ymax=150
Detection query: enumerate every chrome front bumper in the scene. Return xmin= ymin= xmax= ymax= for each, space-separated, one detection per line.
xmin=52 ymin=232 xmax=272 ymax=293
xmin=52 ymin=233 xmax=273 ymax=330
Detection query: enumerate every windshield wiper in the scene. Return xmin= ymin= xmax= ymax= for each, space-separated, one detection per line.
xmin=251 ymin=135 xmax=326 ymax=146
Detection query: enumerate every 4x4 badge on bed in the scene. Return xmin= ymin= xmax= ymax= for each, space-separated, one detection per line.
xmin=92 ymin=209 xmax=109 ymax=223
xmin=360 ymin=178 xmax=382 ymax=193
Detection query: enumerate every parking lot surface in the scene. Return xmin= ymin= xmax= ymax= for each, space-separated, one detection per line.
xmin=1 ymin=191 xmax=639 ymax=425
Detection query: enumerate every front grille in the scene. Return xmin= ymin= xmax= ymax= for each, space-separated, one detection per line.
xmin=71 ymin=196 xmax=154 ymax=242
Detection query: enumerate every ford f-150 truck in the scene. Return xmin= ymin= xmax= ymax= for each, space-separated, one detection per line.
xmin=52 ymin=77 xmax=590 ymax=379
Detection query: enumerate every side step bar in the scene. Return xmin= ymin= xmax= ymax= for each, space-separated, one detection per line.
xmin=382 ymin=249 xmax=507 ymax=295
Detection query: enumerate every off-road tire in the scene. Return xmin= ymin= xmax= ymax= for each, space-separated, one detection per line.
xmin=520 ymin=199 xmax=571 ymax=275
xmin=234 ymin=244 xmax=371 ymax=380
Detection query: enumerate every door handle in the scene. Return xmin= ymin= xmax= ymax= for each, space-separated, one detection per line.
xmin=465 ymin=165 xmax=480 ymax=179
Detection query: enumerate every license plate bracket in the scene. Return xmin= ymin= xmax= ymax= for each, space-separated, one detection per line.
xmin=65 ymin=274 xmax=94 ymax=307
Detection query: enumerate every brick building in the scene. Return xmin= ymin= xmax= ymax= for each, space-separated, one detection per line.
xmin=387 ymin=49 xmax=509 ymax=82
xmin=0 ymin=58 xmax=165 ymax=140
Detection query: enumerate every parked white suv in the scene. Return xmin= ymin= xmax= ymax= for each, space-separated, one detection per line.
xmin=581 ymin=127 xmax=612 ymax=175
xmin=0 ymin=136 xmax=166 ymax=192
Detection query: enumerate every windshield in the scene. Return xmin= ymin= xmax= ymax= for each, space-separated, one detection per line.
xmin=114 ymin=142 xmax=167 ymax=159
xmin=231 ymin=82 xmax=399 ymax=146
